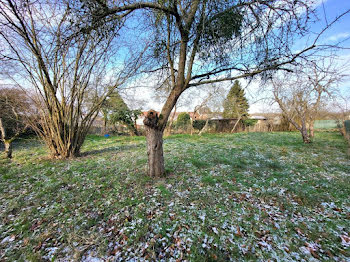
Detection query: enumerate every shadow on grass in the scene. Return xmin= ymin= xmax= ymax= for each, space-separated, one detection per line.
xmin=82 ymin=143 xmax=145 ymax=157
xmin=0 ymin=138 xmax=43 ymax=151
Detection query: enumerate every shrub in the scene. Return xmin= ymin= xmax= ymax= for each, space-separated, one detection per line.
xmin=176 ymin=113 xmax=191 ymax=128
xmin=242 ymin=119 xmax=258 ymax=127
xmin=193 ymin=120 xmax=206 ymax=130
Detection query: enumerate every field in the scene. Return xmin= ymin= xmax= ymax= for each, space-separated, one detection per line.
xmin=0 ymin=132 xmax=349 ymax=261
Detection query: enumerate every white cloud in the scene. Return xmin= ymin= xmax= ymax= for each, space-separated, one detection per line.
xmin=326 ymin=32 xmax=350 ymax=42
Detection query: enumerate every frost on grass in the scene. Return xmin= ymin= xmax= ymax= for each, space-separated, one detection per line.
xmin=0 ymin=132 xmax=349 ymax=261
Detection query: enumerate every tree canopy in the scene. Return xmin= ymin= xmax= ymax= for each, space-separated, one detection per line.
xmin=80 ymin=0 xmax=318 ymax=129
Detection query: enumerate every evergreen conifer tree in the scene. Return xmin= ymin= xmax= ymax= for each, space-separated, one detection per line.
xmin=102 ymin=91 xmax=141 ymax=135
xmin=223 ymin=81 xmax=249 ymax=119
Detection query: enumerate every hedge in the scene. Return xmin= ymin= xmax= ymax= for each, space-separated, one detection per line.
xmin=345 ymin=120 xmax=350 ymax=135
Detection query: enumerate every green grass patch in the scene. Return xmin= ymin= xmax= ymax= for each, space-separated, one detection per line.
xmin=0 ymin=132 xmax=349 ymax=261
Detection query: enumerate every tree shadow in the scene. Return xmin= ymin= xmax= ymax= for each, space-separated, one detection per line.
xmin=81 ymin=143 xmax=145 ymax=157
xmin=0 ymin=138 xmax=43 ymax=151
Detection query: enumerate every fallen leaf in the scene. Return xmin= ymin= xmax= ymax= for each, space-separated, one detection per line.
xmin=236 ymin=226 xmax=242 ymax=237
xmin=23 ymin=238 xmax=29 ymax=246
xmin=295 ymin=228 xmax=304 ymax=236
xmin=309 ymin=249 xmax=319 ymax=259
xmin=34 ymin=241 xmax=42 ymax=251
xmin=332 ymin=207 xmax=342 ymax=212
xmin=340 ymin=235 xmax=350 ymax=247
xmin=325 ymin=250 xmax=333 ymax=258
xmin=9 ymin=235 xmax=15 ymax=242
xmin=239 ymin=194 xmax=246 ymax=201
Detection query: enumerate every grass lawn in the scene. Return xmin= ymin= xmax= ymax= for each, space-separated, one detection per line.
xmin=0 ymin=132 xmax=349 ymax=261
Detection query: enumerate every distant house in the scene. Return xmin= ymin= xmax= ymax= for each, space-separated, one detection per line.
xmin=189 ymin=112 xmax=206 ymax=120
xmin=250 ymin=115 xmax=267 ymax=120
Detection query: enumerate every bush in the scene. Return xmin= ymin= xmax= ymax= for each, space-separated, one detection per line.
xmin=193 ymin=120 xmax=206 ymax=130
xmin=176 ymin=113 xmax=191 ymax=128
xmin=242 ymin=119 xmax=258 ymax=127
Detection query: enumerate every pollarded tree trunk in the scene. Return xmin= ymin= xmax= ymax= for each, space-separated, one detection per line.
xmin=145 ymin=126 xmax=165 ymax=177
xmin=143 ymin=110 xmax=165 ymax=177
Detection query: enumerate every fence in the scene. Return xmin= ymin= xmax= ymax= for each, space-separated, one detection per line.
xmin=345 ymin=120 xmax=350 ymax=136
xmin=195 ymin=119 xmax=274 ymax=133
xmin=314 ymin=120 xmax=339 ymax=129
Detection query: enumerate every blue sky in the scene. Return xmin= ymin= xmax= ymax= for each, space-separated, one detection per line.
xmin=312 ymin=0 xmax=350 ymax=106
xmin=312 ymin=0 xmax=350 ymax=49
xmin=1 ymin=0 xmax=348 ymax=113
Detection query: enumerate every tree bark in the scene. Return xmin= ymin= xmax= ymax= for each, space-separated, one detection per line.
xmin=127 ymin=125 xmax=139 ymax=136
xmin=301 ymin=126 xmax=311 ymax=143
xmin=190 ymin=118 xmax=194 ymax=135
xmin=4 ymin=140 xmax=13 ymax=158
xmin=0 ymin=118 xmax=13 ymax=158
xmin=145 ymin=126 xmax=165 ymax=177
xmin=143 ymin=110 xmax=165 ymax=177
xmin=309 ymin=121 xmax=314 ymax=138
xmin=165 ymin=104 xmax=177 ymax=136
xmin=199 ymin=119 xmax=209 ymax=136
xmin=46 ymin=133 xmax=84 ymax=159
xmin=231 ymin=116 xmax=242 ymax=133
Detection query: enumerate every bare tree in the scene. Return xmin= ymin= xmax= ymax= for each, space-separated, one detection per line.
xmin=271 ymin=60 xmax=343 ymax=143
xmin=84 ymin=0 xmax=349 ymax=176
xmin=0 ymin=86 xmax=31 ymax=158
xmin=0 ymin=0 xmax=142 ymax=158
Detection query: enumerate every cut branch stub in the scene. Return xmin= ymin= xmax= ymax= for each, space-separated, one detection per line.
xmin=143 ymin=110 xmax=159 ymax=129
